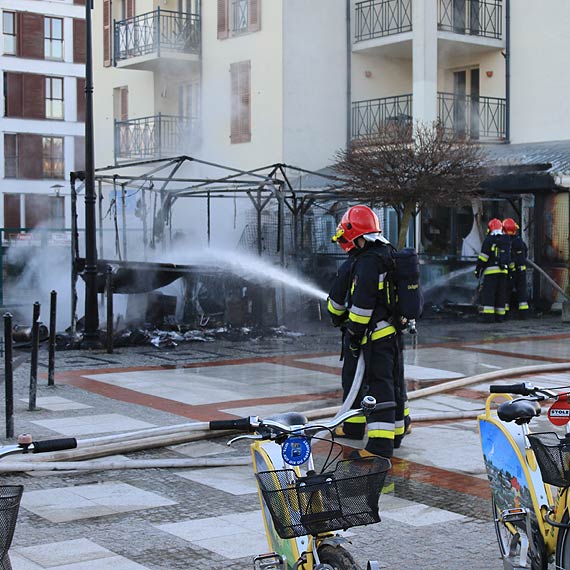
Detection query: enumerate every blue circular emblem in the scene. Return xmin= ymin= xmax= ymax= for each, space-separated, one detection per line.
xmin=282 ymin=436 xmax=311 ymax=466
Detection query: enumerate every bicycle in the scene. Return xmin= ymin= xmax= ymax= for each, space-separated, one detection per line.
xmin=478 ymin=381 xmax=570 ymax=570
xmin=209 ymin=396 xmax=393 ymax=570
xmin=0 ymin=434 xmax=78 ymax=570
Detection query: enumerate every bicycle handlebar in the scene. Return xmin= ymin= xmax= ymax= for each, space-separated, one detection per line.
xmin=0 ymin=436 xmax=78 ymax=459
xmin=489 ymin=382 xmax=558 ymax=399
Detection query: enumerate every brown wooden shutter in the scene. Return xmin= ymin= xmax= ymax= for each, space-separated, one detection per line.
xmin=25 ymin=194 xmax=51 ymax=229
xmin=217 ymin=0 xmax=229 ymax=39
xmin=126 ymin=0 xmax=136 ymax=19
xmin=103 ymin=0 xmax=111 ymax=67
xmin=22 ymin=74 xmax=45 ymax=119
xmin=19 ymin=13 xmax=44 ymax=60
xmin=76 ymin=78 xmax=86 ymax=122
xmin=120 ymin=87 xmax=129 ymax=120
xmin=74 ymin=0 xmax=86 ymax=4
xmin=18 ymin=134 xmax=43 ymax=179
xmin=4 ymin=135 xmax=17 ymax=178
xmin=5 ymin=73 xmax=23 ymax=118
xmin=248 ymin=0 xmax=261 ymax=32
xmin=4 ymin=194 xmax=21 ymax=230
xmin=73 ymin=19 xmax=86 ymax=63
xmin=74 ymin=136 xmax=85 ymax=171
xmin=230 ymin=61 xmax=251 ymax=144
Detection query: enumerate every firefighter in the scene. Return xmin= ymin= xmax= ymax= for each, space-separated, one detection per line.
xmin=503 ymin=218 xmax=530 ymax=318
xmin=333 ymin=205 xmax=409 ymax=459
xmin=327 ymin=223 xmax=365 ymax=440
xmin=475 ymin=218 xmax=511 ymax=322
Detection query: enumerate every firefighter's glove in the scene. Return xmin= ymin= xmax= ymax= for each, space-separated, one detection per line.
xmin=330 ymin=313 xmax=346 ymax=328
xmin=348 ymin=341 xmax=361 ymax=359
xmin=474 ymin=266 xmax=482 ymax=279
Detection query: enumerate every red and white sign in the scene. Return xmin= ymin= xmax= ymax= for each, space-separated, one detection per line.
xmin=548 ymin=395 xmax=570 ymax=426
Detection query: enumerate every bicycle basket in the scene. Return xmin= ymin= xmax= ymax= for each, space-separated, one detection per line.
xmin=527 ymin=432 xmax=570 ymax=487
xmin=0 ymin=486 xmax=23 ymax=570
xmin=255 ymin=457 xmax=390 ymax=539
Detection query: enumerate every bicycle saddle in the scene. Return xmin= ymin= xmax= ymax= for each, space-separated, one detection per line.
xmin=497 ymin=399 xmax=541 ymax=424
xmin=264 ymin=412 xmax=308 ymax=427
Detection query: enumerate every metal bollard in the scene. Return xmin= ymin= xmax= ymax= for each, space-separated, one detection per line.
xmin=48 ymin=290 xmax=57 ymax=386
xmin=28 ymin=302 xmax=40 ymax=411
xmin=106 ymin=266 xmax=114 ymax=354
xmin=4 ymin=313 xmax=13 ymax=438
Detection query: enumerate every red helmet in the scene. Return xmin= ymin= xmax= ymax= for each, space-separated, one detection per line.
xmin=331 ymin=222 xmax=355 ymax=253
xmin=334 ymin=205 xmax=380 ymax=248
xmin=502 ymin=218 xmax=518 ymax=235
xmin=488 ymin=218 xmax=503 ymax=232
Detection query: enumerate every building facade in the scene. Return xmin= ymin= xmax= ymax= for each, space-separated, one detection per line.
xmin=0 ymin=0 xmax=86 ymax=234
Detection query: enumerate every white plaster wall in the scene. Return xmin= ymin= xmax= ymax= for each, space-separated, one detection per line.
xmin=282 ymin=0 xmax=347 ymax=170
xmin=352 ymin=54 xmax=413 ymax=101
xmin=510 ymin=0 xmax=570 ymax=143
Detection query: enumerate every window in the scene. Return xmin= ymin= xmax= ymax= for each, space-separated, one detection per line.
xmin=232 ymin=0 xmax=248 ymax=33
xmin=4 ymin=134 xmax=18 ymax=178
xmin=3 ymin=11 xmax=17 ymax=55
xmin=44 ymin=17 xmax=63 ymax=60
xmin=230 ymin=60 xmax=251 ymax=144
xmin=42 ymin=136 xmax=64 ymax=178
xmin=45 ymin=77 xmax=63 ymax=119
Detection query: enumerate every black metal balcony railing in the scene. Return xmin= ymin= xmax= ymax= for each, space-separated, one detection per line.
xmin=114 ymin=114 xmax=196 ymax=161
xmin=438 ymin=0 xmax=502 ymax=40
xmin=114 ymin=8 xmax=200 ymax=63
xmin=355 ymin=0 xmax=412 ymax=42
xmin=438 ymin=92 xmax=506 ymax=140
xmin=352 ymin=94 xmax=413 ymax=138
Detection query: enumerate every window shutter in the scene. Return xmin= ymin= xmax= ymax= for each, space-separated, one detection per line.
xmin=25 ymin=194 xmax=51 ymax=229
xmin=248 ymin=0 xmax=261 ymax=32
xmin=217 ymin=0 xmax=228 ymax=39
xmin=18 ymin=134 xmax=43 ymax=179
xmin=73 ymin=19 xmax=86 ymax=63
xmin=127 ymin=0 xmax=136 ymax=19
xmin=5 ymin=73 xmax=23 ymax=118
xmin=74 ymin=136 xmax=85 ymax=171
xmin=103 ymin=0 xmax=111 ymax=67
xmin=4 ymin=135 xmax=18 ymax=178
xmin=230 ymin=61 xmax=251 ymax=144
xmin=22 ymin=74 xmax=45 ymax=120
xmin=19 ymin=13 xmax=44 ymax=60
xmin=120 ymin=87 xmax=129 ymax=120
xmin=4 ymin=194 xmax=21 ymax=230
xmin=74 ymin=0 xmax=86 ymax=4
xmin=76 ymin=78 xmax=86 ymax=122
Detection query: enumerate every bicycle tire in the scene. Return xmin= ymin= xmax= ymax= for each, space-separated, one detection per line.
xmin=492 ymin=499 xmax=547 ymax=570
xmin=556 ymin=513 xmax=570 ymax=570
xmin=317 ymin=544 xmax=362 ymax=570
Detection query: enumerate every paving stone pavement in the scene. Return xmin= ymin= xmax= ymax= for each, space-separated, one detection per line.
xmin=0 ymin=313 xmax=568 ymax=569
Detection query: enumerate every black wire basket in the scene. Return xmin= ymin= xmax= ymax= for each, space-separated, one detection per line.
xmin=0 ymin=486 xmax=23 ymax=570
xmin=527 ymin=432 xmax=570 ymax=487
xmin=255 ymin=457 xmax=390 ymax=539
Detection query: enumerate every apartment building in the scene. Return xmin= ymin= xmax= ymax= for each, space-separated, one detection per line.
xmin=0 ymin=0 xmax=86 ymax=234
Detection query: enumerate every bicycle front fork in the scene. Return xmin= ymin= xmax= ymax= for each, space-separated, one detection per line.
xmin=498 ymin=507 xmax=534 ymax=570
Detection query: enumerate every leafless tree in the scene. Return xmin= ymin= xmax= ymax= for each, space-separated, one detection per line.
xmin=333 ymin=121 xmax=488 ymax=248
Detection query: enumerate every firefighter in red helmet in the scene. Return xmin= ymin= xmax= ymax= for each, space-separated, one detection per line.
xmin=475 ymin=218 xmax=511 ymax=322
xmin=328 ymin=205 xmax=410 ymax=459
xmin=503 ymin=218 xmax=529 ymax=317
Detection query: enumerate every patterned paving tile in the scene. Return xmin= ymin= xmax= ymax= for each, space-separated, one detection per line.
xmin=30 ymin=414 xmax=156 ymax=436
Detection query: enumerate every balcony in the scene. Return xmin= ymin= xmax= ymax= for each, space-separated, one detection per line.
xmin=114 ymin=114 xmax=196 ymax=162
xmin=438 ymin=0 xmax=502 ymax=40
xmin=354 ymin=0 xmax=412 ymax=42
xmin=352 ymin=94 xmax=413 ymax=139
xmin=437 ymin=92 xmax=505 ymax=141
xmin=114 ymin=8 xmax=200 ymax=71
xmin=352 ymin=92 xmax=506 ymax=141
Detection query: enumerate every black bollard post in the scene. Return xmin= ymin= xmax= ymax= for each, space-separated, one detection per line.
xmin=48 ymin=290 xmax=57 ymax=386
xmin=28 ymin=302 xmax=40 ymax=411
xmin=4 ymin=313 xmax=13 ymax=438
xmin=106 ymin=266 xmax=114 ymax=354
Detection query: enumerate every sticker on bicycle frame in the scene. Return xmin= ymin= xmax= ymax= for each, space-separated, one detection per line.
xmin=282 ymin=436 xmax=311 ymax=466
xmin=548 ymin=396 xmax=570 ymax=426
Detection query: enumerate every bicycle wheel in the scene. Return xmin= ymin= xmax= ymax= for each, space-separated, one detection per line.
xmin=556 ymin=513 xmax=570 ymax=570
xmin=317 ymin=544 xmax=362 ymax=570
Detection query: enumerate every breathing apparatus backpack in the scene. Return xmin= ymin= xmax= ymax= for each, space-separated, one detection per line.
xmin=389 ymin=247 xmax=424 ymax=323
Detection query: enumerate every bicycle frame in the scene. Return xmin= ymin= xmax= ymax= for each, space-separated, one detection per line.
xmin=478 ymin=392 xmax=570 ymax=568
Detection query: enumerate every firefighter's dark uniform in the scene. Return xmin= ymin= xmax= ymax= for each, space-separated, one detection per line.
xmin=327 ymin=253 xmax=366 ymax=439
xmin=476 ymin=232 xmax=510 ymax=320
xmin=344 ymin=240 xmax=407 ymax=458
xmin=509 ymin=234 xmax=529 ymax=315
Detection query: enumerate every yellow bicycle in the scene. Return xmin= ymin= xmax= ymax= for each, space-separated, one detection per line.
xmin=209 ymin=396 xmax=393 ymax=570
xmin=479 ymin=381 xmax=570 ymax=569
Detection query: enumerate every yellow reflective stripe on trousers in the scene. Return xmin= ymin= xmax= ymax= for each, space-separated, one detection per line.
xmin=368 ymin=429 xmax=395 ymax=440
xmin=483 ymin=266 xmax=508 ymax=275
xmin=345 ymin=415 xmax=365 ymax=424
xmin=482 ymin=306 xmax=495 ymax=314
xmin=327 ymin=300 xmax=345 ymax=316
xmin=478 ymin=253 xmax=489 ymax=262
xmin=404 ymin=405 xmax=410 ymax=417
xmin=395 ymin=420 xmax=405 ymax=436
xmin=370 ymin=325 xmax=396 ymax=341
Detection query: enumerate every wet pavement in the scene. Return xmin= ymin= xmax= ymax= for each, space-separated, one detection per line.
xmin=0 ymin=313 xmax=569 ymax=569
